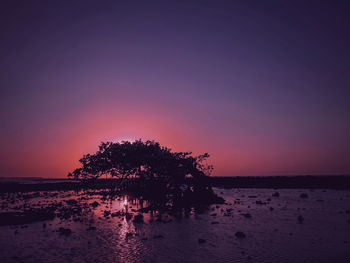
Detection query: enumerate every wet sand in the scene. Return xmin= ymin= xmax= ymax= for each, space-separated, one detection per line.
xmin=0 ymin=187 xmax=349 ymax=262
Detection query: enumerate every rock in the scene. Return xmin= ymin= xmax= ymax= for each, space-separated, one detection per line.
xmin=126 ymin=232 xmax=133 ymax=239
xmin=133 ymin=214 xmax=144 ymax=223
xmin=86 ymin=226 xmax=96 ymax=231
xmin=65 ymin=199 xmax=78 ymax=206
xmin=73 ymin=217 xmax=81 ymax=222
xmin=235 ymin=231 xmax=246 ymax=239
xmin=272 ymin=192 xmax=280 ymax=197
xmin=198 ymin=238 xmax=206 ymax=244
xmin=298 ymin=215 xmax=304 ymax=224
xmin=0 ymin=208 xmax=56 ymax=226
xmin=103 ymin=210 xmax=111 ymax=217
xmin=90 ymin=201 xmax=100 ymax=208
xmin=255 ymin=200 xmax=266 ymax=205
xmin=58 ymin=227 xmax=72 ymax=236
xmin=210 ymin=213 xmax=217 ymax=217
xmin=299 ymin=193 xmax=308 ymax=199
xmin=111 ymin=211 xmax=121 ymax=217
xmin=241 ymin=213 xmax=252 ymax=218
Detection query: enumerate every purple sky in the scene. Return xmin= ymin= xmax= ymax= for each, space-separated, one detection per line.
xmin=1 ymin=0 xmax=350 ymax=178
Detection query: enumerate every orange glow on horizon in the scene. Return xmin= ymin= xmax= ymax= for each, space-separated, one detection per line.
xmin=1 ymin=102 xmax=350 ymax=178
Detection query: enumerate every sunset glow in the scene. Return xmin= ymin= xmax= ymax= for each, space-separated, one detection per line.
xmin=0 ymin=1 xmax=349 ymax=178
xmin=1 ymin=2 xmax=350 ymax=263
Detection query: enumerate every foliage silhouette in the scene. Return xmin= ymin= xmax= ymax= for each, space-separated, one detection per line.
xmin=69 ymin=140 xmax=212 ymax=180
xmin=68 ymin=140 xmax=223 ymax=205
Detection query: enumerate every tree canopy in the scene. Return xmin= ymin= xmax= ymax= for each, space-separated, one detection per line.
xmin=68 ymin=140 xmax=213 ymax=188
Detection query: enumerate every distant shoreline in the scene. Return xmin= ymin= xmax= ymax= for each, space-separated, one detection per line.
xmin=0 ymin=175 xmax=350 ymax=193
xmin=208 ymin=175 xmax=350 ymax=190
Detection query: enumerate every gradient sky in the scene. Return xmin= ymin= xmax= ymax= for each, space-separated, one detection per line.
xmin=1 ymin=0 xmax=350 ymax=178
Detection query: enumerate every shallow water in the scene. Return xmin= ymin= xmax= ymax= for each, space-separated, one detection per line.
xmin=0 ymin=188 xmax=349 ymax=263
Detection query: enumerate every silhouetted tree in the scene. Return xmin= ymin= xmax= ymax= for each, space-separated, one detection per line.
xmin=68 ymin=140 xmax=213 ymax=191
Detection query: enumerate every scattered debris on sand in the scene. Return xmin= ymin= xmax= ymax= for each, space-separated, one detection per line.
xmin=90 ymin=201 xmax=100 ymax=208
xmin=272 ymin=192 xmax=280 ymax=197
xmin=299 ymin=193 xmax=308 ymax=199
xmin=241 ymin=213 xmax=252 ymax=218
xmin=235 ymin=231 xmax=246 ymax=239
xmin=0 ymin=208 xmax=56 ymax=226
xmin=198 ymin=238 xmax=206 ymax=244
xmin=298 ymin=215 xmax=304 ymax=224
xmin=58 ymin=227 xmax=72 ymax=236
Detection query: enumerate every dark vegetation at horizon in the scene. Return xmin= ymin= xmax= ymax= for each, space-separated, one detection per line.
xmin=67 ymin=140 xmax=223 ymax=206
xmin=68 ymin=139 xmax=212 ymax=180
xmin=1 ymin=176 xmax=350 ymax=193
xmin=3 ymin=174 xmax=350 ymax=180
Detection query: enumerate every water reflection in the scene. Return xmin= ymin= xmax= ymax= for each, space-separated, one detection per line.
xmin=2 ymin=189 xmax=350 ymax=262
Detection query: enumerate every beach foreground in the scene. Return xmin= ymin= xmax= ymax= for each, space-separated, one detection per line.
xmin=0 ymin=187 xmax=349 ymax=263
